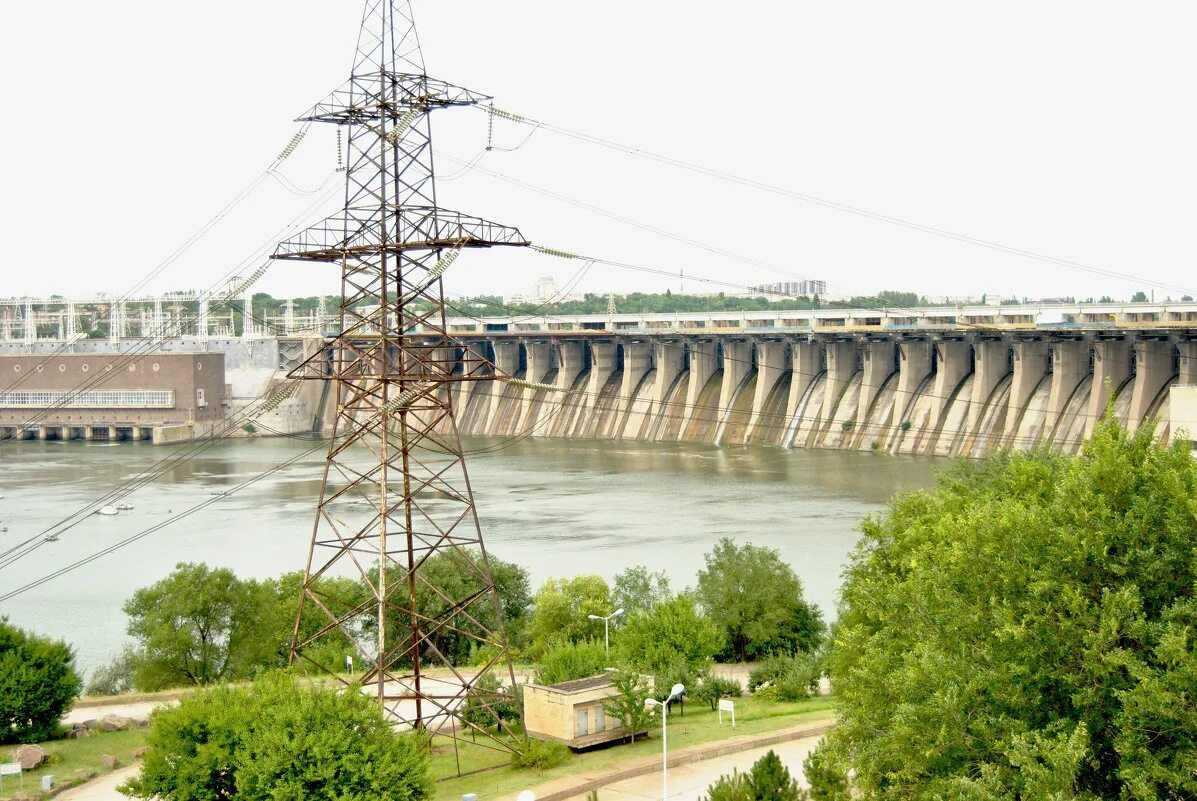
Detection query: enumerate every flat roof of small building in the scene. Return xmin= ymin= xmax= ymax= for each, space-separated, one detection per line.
xmin=543 ymin=675 xmax=613 ymax=694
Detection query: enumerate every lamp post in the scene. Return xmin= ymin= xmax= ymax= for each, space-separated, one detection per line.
xmin=644 ymin=682 xmax=685 ymax=800
xmin=587 ymin=608 xmax=624 ymax=654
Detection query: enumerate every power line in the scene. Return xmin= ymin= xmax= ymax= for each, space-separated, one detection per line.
xmin=483 ymin=106 xmax=1197 ymax=297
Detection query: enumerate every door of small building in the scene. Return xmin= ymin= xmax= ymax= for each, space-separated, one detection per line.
xmin=575 ymin=707 xmax=588 ymax=737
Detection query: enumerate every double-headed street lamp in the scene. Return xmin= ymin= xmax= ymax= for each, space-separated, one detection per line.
xmin=645 ymin=682 xmax=685 ymax=801
xmin=587 ymin=607 xmax=624 ymax=654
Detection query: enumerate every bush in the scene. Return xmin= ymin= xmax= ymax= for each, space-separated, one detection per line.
xmin=460 ymin=673 xmax=520 ymax=735
xmin=120 ymin=671 xmax=432 ymax=801
xmin=511 ymin=738 xmax=570 ymax=770
xmin=700 ymin=750 xmax=801 ymax=800
xmin=536 ymin=640 xmax=607 ymax=686
xmin=85 ymin=645 xmax=139 ymax=697
xmin=748 ymin=653 xmax=823 ymax=700
xmin=601 ymin=670 xmax=654 ymax=744
xmin=693 ymin=673 xmax=743 ymax=711
xmin=0 ymin=617 xmax=82 ymax=743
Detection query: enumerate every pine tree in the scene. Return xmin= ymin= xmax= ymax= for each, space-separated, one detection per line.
xmin=747 ymin=750 xmax=801 ymax=800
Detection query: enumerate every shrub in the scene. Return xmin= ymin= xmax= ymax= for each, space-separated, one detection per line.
xmin=460 ymin=673 xmax=520 ymax=735
xmin=693 ymin=673 xmax=743 ymax=711
xmin=120 ymin=671 xmax=432 ymax=801
xmin=700 ymin=751 xmax=801 ymax=800
xmin=536 ymin=639 xmax=607 ymax=686
xmin=85 ymin=645 xmax=139 ymax=697
xmin=0 ymin=617 xmax=82 ymax=743
xmin=700 ymin=769 xmax=749 ymax=801
xmin=749 ymin=653 xmax=823 ymax=701
xmin=511 ymin=738 xmax=570 ymax=770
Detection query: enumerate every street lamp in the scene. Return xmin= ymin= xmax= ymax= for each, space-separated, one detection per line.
xmin=645 ymin=682 xmax=685 ymax=801
xmin=587 ymin=608 xmax=624 ymax=654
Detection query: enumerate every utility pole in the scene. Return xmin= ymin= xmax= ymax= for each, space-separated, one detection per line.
xmin=272 ymin=0 xmax=528 ymax=763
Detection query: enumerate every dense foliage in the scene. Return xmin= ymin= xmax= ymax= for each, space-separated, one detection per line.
xmin=696 ymin=539 xmax=824 ymax=661
xmin=611 ymin=565 xmax=672 ymax=617
xmin=535 ymin=639 xmax=608 ymax=686
xmin=510 ymin=738 xmax=570 ymax=769
xmin=123 ymin=563 xmax=281 ymax=690
xmin=747 ymin=653 xmax=824 ymax=701
xmin=526 ymin=575 xmax=612 ymax=656
xmin=459 ymin=673 xmax=521 ymax=735
xmin=810 ymin=420 xmax=1197 ymax=799
xmin=616 ymin=595 xmax=723 ymax=692
xmin=121 ymin=672 xmax=432 ymax=801
xmin=0 ymin=617 xmax=82 ymax=743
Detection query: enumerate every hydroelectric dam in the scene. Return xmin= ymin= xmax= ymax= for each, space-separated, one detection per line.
xmin=4 ymin=302 xmax=1197 ymax=457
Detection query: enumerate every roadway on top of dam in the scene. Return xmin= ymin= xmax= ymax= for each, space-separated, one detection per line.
xmin=436 ymin=301 xmax=1197 ymax=339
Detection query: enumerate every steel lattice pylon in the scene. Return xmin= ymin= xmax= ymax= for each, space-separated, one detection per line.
xmin=272 ymin=0 xmax=528 ymax=763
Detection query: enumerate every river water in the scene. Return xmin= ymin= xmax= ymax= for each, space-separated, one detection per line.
xmin=0 ymin=438 xmax=938 ymax=675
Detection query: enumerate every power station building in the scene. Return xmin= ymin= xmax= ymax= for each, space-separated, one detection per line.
xmin=0 ymin=352 xmax=226 ymax=442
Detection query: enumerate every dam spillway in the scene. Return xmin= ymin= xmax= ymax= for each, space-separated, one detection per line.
xmin=425 ymin=312 xmax=1197 ymax=457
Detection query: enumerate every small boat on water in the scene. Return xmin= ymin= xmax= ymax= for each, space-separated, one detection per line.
xmin=116 ymin=503 xmax=134 ymax=511
xmin=96 ymin=505 xmax=118 ymax=516
xmin=1 ymin=527 xmax=7 ymax=533
xmin=44 ymin=534 xmax=57 ymax=542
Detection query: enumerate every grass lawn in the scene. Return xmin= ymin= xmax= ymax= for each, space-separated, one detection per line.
xmin=432 ymin=695 xmax=835 ymax=800
xmin=0 ymin=729 xmax=148 ymax=800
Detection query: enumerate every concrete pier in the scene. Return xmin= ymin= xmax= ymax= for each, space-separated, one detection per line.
xmin=857 ymin=341 xmax=896 ymax=424
xmin=1087 ymin=339 xmax=1132 ymax=436
xmin=931 ymin=340 xmax=971 ymax=424
xmin=892 ymin=341 xmax=933 ymax=426
xmin=1004 ymin=340 xmax=1049 ymax=437
xmin=1128 ymin=339 xmax=1174 ymax=431
xmin=968 ymin=339 xmax=1009 ymax=427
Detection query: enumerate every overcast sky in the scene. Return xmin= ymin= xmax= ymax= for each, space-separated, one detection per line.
xmin=2 ymin=1 xmax=1195 ymax=303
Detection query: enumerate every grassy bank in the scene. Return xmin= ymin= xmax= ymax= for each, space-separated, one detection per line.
xmin=0 ymin=729 xmax=147 ymax=800
xmin=432 ymin=695 xmax=835 ymax=800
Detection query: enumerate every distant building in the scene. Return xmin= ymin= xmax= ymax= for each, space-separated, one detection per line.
xmin=750 ymin=280 xmax=825 ymax=299
xmin=535 ymin=276 xmax=558 ymax=300
xmin=0 ymin=352 xmax=225 ymax=442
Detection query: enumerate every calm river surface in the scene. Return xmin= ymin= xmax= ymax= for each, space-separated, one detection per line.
xmin=0 ymin=438 xmax=939 ymax=675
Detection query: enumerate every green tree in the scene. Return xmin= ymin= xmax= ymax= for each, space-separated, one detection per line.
xmin=810 ymin=420 xmax=1197 ymax=800
xmin=268 ymin=570 xmax=366 ymax=673
xmin=85 ymin=645 xmax=138 ymax=696
xmin=601 ymin=670 xmax=653 ymax=744
xmin=362 ymin=550 xmax=530 ymax=668
xmin=747 ymin=750 xmax=801 ymax=799
xmin=122 ymin=672 xmax=431 ymax=801
xmin=696 ymin=539 xmax=824 ymax=662
xmin=1130 ymin=290 xmax=1149 ymax=302
xmin=612 ymin=565 xmax=672 ymax=618
xmin=527 ymin=575 xmax=611 ymax=656
xmin=124 ymin=563 xmax=282 ymax=690
xmin=0 ymin=618 xmax=82 ymax=743
xmin=616 ymin=595 xmax=722 ymax=682
xmin=460 ymin=672 xmax=520 ymax=736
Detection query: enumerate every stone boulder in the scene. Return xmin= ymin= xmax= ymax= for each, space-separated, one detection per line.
xmin=100 ymin=715 xmax=133 ymax=732
xmin=66 ymin=728 xmax=91 ymax=739
xmin=69 ymin=768 xmax=99 ymax=783
xmin=132 ymin=746 xmax=150 ymax=759
xmin=11 ymin=745 xmax=49 ymax=771
xmin=133 ymin=716 xmax=150 ymax=728
xmin=99 ymin=754 xmax=119 ymax=770
xmin=81 ymin=718 xmax=102 ymax=731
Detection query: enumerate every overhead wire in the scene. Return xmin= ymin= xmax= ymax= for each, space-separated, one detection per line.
xmin=480 ymin=106 xmax=1197 ymax=297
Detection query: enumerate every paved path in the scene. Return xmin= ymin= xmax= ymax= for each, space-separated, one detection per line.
xmin=559 ymin=736 xmax=820 ymax=800
xmin=55 ymin=766 xmax=138 ymax=801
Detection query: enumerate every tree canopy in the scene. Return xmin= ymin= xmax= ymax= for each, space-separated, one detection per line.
xmin=616 ymin=594 xmax=723 ymax=683
xmin=696 ymin=539 xmax=824 ymax=662
xmin=123 ymin=563 xmax=281 ymax=690
xmin=612 ymin=565 xmax=672 ymax=618
xmin=809 ymin=420 xmax=1197 ymax=800
xmin=526 ymin=575 xmax=612 ymax=656
xmin=122 ymin=672 xmax=431 ymax=801
xmin=0 ymin=617 xmax=81 ymax=743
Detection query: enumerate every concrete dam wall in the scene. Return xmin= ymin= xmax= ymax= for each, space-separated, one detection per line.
xmin=438 ymin=335 xmax=1197 ymax=457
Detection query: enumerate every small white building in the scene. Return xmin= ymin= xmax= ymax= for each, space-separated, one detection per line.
xmin=522 ymin=673 xmax=649 ymax=749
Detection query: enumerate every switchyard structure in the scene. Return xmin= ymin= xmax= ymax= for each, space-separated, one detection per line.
xmin=271 ymin=0 xmax=529 ymax=762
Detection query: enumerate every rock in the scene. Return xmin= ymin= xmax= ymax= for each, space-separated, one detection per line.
xmin=133 ymin=716 xmax=150 ymax=728
xmin=100 ymin=715 xmax=132 ymax=732
xmin=68 ymin=768 xmax=99 ymax=783
xmin=99 ymin=754 xmax=119 ymax=770
xmin=82 ymin=718 xmax=102 ymax=730
xmin=132 ymin=746 xmax=150 ymax=759
xmin=66 ymin=728 xmax=91 ymax=739
xmin=12 ymin=744 xmax=49 ymax=771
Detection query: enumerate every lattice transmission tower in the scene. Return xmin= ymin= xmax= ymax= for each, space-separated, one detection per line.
xmin=272 ymin=0 xmax=528 ymax=758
